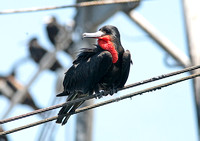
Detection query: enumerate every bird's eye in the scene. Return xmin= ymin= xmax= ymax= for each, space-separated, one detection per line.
xmin=104 ymin=29 xmax=111 ymax=34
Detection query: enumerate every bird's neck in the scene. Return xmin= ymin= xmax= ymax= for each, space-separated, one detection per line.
xmin=98 ymin=36 xmax=118 ymax=63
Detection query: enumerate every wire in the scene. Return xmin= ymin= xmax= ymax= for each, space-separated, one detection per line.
xmin=122 ymin=64 xmax=200 ymax=90
xmin=0 ymin=0 xmax=140 ymax=15
xmin=1 ymin=72 xmax=200 ymax=136
xmin=1 ymin=64 xmax=200 ymax=124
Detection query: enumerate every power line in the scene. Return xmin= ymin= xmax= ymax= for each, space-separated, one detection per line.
xmin=122 ymin=64 xmax=200 ymax=90
xmin=1 ymin=64 xmax=200 ymax=124
xmin=0 ymin=0 xmax=140 ymax=15
xmin=1 ymin=72 xmax=200 ymax=136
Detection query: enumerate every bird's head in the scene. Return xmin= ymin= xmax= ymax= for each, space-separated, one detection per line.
xmin=82 ymin=25 xmax=122 ymax=63
xmin=29 ymin=37 xmax=40 ymax=48
xmin=44 ymin=16 xmax=57 ymax=25
xmin=29 ymin=37 xmax=37 ymax=45
xmin=82 ymin=25 xmax=121 ymax=46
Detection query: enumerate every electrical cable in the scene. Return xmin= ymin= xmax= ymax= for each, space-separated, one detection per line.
xmin=1 ymin=64 xmax=200 ymax=124
xmin=0 ymin=72 xmax=200 ymax=136
xmin=0 ymin=0 xmax=140 ymax=15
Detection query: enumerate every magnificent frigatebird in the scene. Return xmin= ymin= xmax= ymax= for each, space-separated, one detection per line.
xmin=56 ymin=25 xmax=132 ymax=125
xmin=28 ymin=37 xmax=62 ymax=72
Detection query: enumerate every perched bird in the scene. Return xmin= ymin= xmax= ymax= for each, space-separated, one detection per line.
xmin=56 ymin=25 xmax=132 ymax=125
xmin=0 ymin=70 xmax=40 ymax=111
xmin=44 ymin=16 xmax=73 ymax=52
xmin=45 ymin=16 xmax=60 ymax=45
xmin=28 ymin=38 xmax=62 ymax=72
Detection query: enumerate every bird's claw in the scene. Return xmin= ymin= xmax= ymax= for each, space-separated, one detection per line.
xmin=95 ymin=90 xmax=106 ymax=99
xmin=109 ymin=88 xmax=118 ymax=96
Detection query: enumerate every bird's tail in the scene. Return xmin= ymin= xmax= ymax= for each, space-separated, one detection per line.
xmin=56 ymin=92 xmax=85 ymax=125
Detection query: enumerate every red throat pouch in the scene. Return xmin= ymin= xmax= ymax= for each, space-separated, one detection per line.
xmin=98 ymin=35 xmax=118 ymax=63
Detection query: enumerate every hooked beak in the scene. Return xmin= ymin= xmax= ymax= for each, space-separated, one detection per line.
xmin=82 ymin=31 xmax=105 ymax=39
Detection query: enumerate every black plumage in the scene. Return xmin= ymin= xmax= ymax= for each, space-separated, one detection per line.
xmin=28 ymin=38 xmax=62 ymax=72
xmin=45 ymin=16 xmax=73 ymax=52
xmin=56 ymin=25 xmax=132 ymax=125
xmin=45 ymin=16 xmax=59 ymax=45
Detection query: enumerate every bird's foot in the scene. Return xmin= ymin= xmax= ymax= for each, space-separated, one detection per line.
xmin=109 ymin=88 xmax=118 ymax=96
xmin=95 ymin=90 xmax=106 ymax=99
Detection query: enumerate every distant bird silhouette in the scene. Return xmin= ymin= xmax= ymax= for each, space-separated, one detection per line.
xmin=44 ymin=16 xmax=74 ymax=53
xmin=28 ymin=37 xmax=62 ymax=72
xmin=0 ymin=70 xmax=40 ymax=110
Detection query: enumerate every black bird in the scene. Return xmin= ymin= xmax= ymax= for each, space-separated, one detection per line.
xmin=45 ymin=16 xmax=60 ymax=45
xmin=28 ymin=38 xmax=62 ymax=72
xmin=44 ymin=16 xmax=73 ymax=52
xmin=56 ymin=25 xmax=132 ymax=125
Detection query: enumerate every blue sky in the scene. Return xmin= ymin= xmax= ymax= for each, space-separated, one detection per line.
xmin=0 ymin=0 xmax=198 ymax=141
